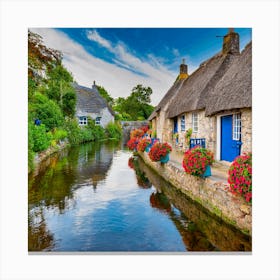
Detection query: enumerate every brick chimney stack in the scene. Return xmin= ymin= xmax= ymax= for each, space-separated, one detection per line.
xmin=179 ymin=58 xmax=188 ymax=79
xmin=222 ymin=28 xmax=240 ymax=55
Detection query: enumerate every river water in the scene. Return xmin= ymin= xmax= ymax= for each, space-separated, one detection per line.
xmin=28 ymin=141 xmax=251 ymax=252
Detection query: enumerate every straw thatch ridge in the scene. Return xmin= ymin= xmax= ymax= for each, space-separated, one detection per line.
xmin=204 ymin=42 xmax=252 ymax=116
xmin=167 ymin=49 xmax=240 ymax=119
xmin=148 ymin=78 xmax=185 ymax=120
xmin=73 ymin=83 xmax=115 ymax=116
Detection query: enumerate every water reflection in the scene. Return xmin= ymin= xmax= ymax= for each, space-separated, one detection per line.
xmin=28 ymin=141 xmax=119 ymax=251
xmin=135 ymin=156 xmax=251 ymax=251
xmin=128 ymin=156 xmax=152 ymax=189
xmin=28 ymin=141 xmax=251 ymax=252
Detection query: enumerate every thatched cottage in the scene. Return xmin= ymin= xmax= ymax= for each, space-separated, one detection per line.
xmin=73 ymin=81 xmax=115 ymax=127
xmin=148 ymin=29 xmax=252 ymax=162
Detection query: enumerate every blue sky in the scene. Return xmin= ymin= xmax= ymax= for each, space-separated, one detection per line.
xmin=31 ymin=28 xmax=251 ymax=105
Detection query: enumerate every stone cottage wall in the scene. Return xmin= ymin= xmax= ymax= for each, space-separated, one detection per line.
xmin=241 ymin=108 xmax=252 ymax=154
xmin=138 ymin=151 xmax=252 ymax=235
xmin=76 ymin=107 xmax=114 ymax=128
xmin=176 ymin=110 xmax=216 ymax=152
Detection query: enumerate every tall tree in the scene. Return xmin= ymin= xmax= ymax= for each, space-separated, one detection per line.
xmin=113 ymin=84 xmax=154 ymax=120
xmin=28 ymin=30 xmax=76 ymax=117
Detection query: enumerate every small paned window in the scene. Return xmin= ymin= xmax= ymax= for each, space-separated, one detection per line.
xmin=233 ymin=114 xmax=241 ymax=140
xmin=79 ymin=116 xmax=87 ymax=125
xmin=192 ymin=113 xmax=198 ymax=133
xmin=180 ymin=115 xmax=185 ymax=132
xmin=95 ymin=117 xmax=101 ymax=125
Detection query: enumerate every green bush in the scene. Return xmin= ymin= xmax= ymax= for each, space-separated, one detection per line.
xmin=30 ymin=123 xmax=51 ymax=152
xmin=105 ymin=121 xmax=122 ymax=140
xmin=79 ymin=128 xmax=94 ymax=143
xmin=92 ymin=125 xmax=105 ymax=140
xmin=28 ymin=122 xmax=35 ymax=171
xmin=51 ymin=128 xmax=68 ymax=141
xmin=30 ymin=93 xmax=64 ymax=131
xmin=64 ymin=118 xmax=81 ymax=145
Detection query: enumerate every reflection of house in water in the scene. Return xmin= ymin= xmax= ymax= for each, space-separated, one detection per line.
xmin=75 ymin=143 xmax=115 ymax=188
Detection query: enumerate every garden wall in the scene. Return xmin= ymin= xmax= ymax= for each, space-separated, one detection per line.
xmin=138 ymin=151 xmax=252 ymax=235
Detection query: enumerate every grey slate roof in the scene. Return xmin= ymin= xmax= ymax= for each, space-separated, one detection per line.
xmin=73 ymin=83 xmax=115 ymax=116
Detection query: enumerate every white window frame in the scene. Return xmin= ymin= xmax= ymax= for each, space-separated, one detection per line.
xmin=95 ymin=117 xmax=101 ymax=126
xmin=233 ymin=113 xmax=241 ymax=140
xmin=180 ymin=115 xmax=185 ymax=132
xmin=78 ymin=116 xmax=87 ymax=125
xmin=192 ymin=113 xmax=198 ymax=133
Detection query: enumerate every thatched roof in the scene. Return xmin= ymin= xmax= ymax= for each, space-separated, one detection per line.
xmin=73 ymin=83 xmax=115 ymax=116
xmin=203 ymin=42 xmax=252 ymax=116
xmin=167 ymin=51 xmax=237 ymax=118
xmin=166 ymin=42 xmax=252 ymax=118
xmin=148 ymin=78 xmax=185 ymax=120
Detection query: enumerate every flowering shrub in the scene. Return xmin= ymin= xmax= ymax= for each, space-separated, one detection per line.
xmin=137 ymin=138 xmax=152 ymax=152
xmin=228 ymin=153 xmax=252 ymax=203
xmin=182 ymin=146 xmax=214 ymax=177
xmin=148 ymin=142 xmax=172 ymax=162
xmin=127 ymin=137 xmax=139 ymax=151
xmin=140 ymin=125 xmax=149 ymax=134
xmin=130 ymin=128 xmax=145 ymax=139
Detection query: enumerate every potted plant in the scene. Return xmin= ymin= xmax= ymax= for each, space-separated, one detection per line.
xmin=185 ymin=128 xmax=192 ymax=146
xmin=130 ymin=128 xmax=145 ymax=139
xmin=137 ymin=138 xmax=152 ymax=152
xmin=182 ymin=145 xmax=214 ymax=177
xmin=148 ymin=142 xmax=172 ymax=163
xmin=127 ymin=137 xmax=139 ymax=151
xmin=228 ymin=152 xmax=252 ymax=203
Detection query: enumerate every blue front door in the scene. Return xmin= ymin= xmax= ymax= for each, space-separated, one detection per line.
xmin=221 ymin=115 xmax=241 ymax=162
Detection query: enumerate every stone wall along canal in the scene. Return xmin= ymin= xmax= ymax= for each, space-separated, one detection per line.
xmin=28 ymin=140 xmax=251 ymax=252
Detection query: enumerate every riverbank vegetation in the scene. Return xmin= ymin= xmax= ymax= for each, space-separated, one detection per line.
xmin=28 ymin=31 xmax=122 ymax=172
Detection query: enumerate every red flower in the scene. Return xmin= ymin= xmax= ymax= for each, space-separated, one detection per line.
xmin=148 ymin=142 xmax=172 ymax=162
xmin=127 ymin=137 xmax=139 ymax=150
xmin=137 ymin=138 xmax=152 ymax=152
xmin=228 ymin=152 xmax=252 ymax=204
xmin=130 ymin=128 xmax=145 ymax=139
xmin=182 ymin=146 xmax=214 ymax=177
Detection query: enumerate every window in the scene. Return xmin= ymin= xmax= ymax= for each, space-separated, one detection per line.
xmin=78 ymin=116 xmax=87 ymax=125
xmin=180 ymin=115 xmax=185 ymax=132
xmin=95 ymin=117 xmax=101 ymax=125
xmin=192 ymin=113 xmax=198 ymax=133
xmin=233 ymin=114 xmax=241 ymax=140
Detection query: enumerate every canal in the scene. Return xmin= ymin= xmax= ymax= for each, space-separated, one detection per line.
xmin=28 ymin=140 xmax=251 ymax=252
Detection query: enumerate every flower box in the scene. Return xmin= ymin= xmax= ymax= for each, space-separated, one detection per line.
xmin=148 ymin=142 xmax=172 ymax=163
xmin=160 ymin=153 xmax=170 ymax=163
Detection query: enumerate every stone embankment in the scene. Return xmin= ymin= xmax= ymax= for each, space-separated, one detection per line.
xmin=138 ymin=151 xmax=252 ymax=236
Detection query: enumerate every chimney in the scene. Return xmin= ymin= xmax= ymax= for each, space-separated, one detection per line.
xmin=222 ymin=28 xmax=240 ymax=55
xmin=179 ymin=58 xmax=188 ymax=79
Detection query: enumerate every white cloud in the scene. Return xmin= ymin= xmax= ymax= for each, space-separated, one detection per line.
xmin=172 ymin=48 xmax=180 ymax=57
xmin=31 ymin=28 xmax=176 ymax=105
xmin=86 ymin=30 xmax=114 ymax=51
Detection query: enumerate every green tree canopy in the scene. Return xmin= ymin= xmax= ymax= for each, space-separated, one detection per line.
xmin=113 ymin=85 xmax=154 ymax=121
xmin=97 ymin=85 xmax=114 ymax=107
xmin=29 ymin=93 xmax=64 ymax=131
